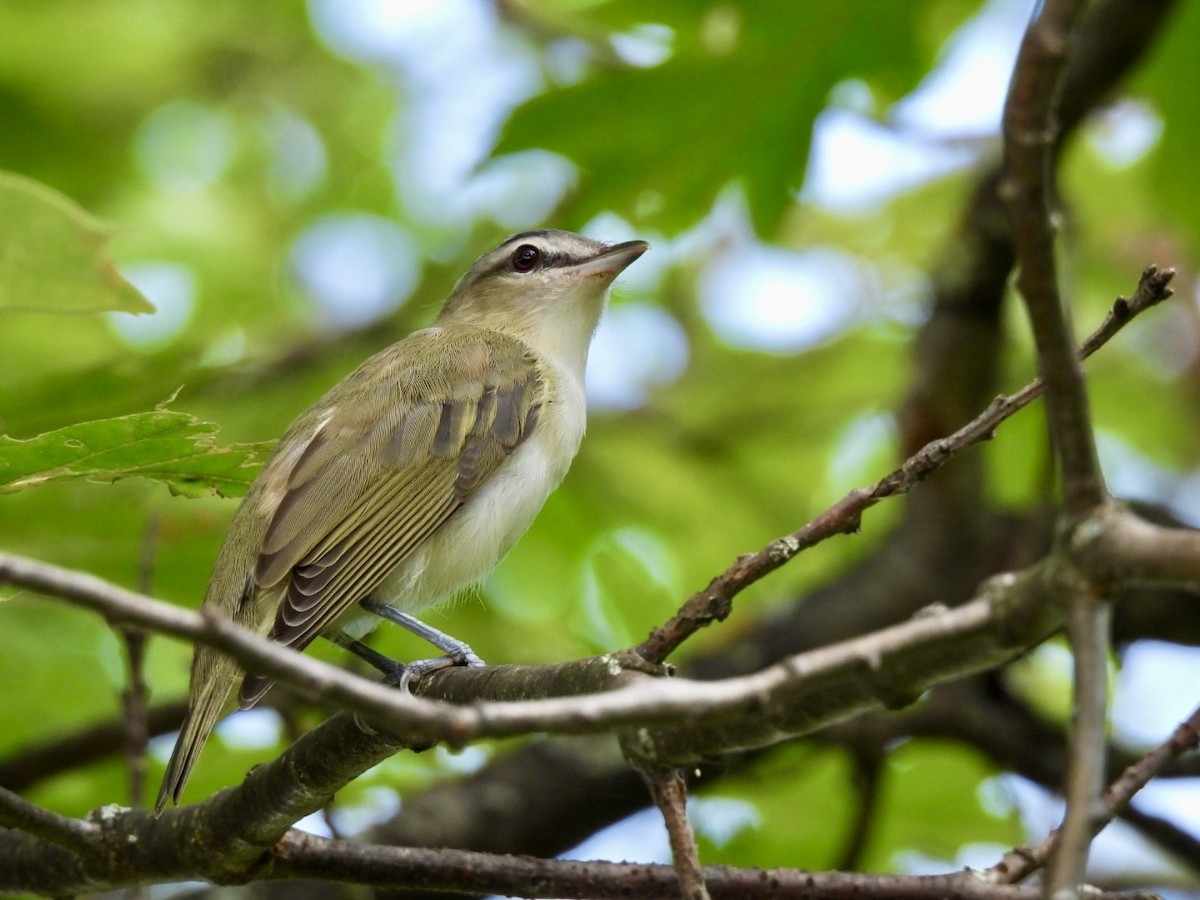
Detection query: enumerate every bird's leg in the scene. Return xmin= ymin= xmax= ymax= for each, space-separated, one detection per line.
xmin=359 ymin=597 xmax=485 ymax=690
xmin=326 ymin=631 xmax=408 ymax=680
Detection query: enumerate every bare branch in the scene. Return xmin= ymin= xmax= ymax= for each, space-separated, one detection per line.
xmin=0 ymin=786 xmax=97 ymax=854
xmin=1000 ymin=2 xmax=1121 ymax=891
xmin=0 ymin=550 xmax=479 ymax=743
xmin=1055 ymin=586 xmax=1112 ymax=895
xmin=639 ymin=266 xmax=1174 ymax=665
xmin=1002 ymin=0 xmax=1101 ymax=514
xmin=0 ymin=813 xmax=1155 ymax=899
xmin=990 ymin=699 xmax=1200 ymax=884
xmin=117 ymin=512 xmax=160 ymax=811
xmin=1076 ymin=504 xmax=1200 ymax=586
xmin=0 ymin=548 xmax=1059 ymax=766
xmin=262 ymin=831 xmax=1155 ymax=900
xmin=0 ymin=550 xmax=1069 ymax=896
xmin=642 ymin=768 xmax=709 ymax=900
xmin=836 ymin=742 xmax=885 ymax=871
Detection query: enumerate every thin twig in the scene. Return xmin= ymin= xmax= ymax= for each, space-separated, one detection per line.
xmin=118 ymin=628 xmax=148 ymax=808
xmin=118 ymin=512 xmax=160 ymax=813
xmin=642 ymin=768 xmax=710 ymax=900
xmin=1053 ymin=586 xmax=1111 ymax=896
xmin=114 ymin=515 xmax=159 ymax=900
xmin=638 ymin=266 xmax=1174 ymax=665
xmin=990 ymin=700 xmax=1200 ymax=884
xmin=0 ymin=550 xmax=464 ymax=740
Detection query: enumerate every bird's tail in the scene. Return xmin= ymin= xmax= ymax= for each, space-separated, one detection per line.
xmin=154 ymin=651 xmax=237 ymax=814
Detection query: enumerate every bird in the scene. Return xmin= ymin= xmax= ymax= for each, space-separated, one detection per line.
xmin=155 ymin=229 xmax=649 ymax=812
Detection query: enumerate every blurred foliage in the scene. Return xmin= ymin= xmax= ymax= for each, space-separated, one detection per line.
xmin=0 ymin=172 xmax=153 ymax=314
xmin=499 ymin=0 xmax=935 ymax=233
xmin=695 ymin=741 xmax=1022 ymax=872
xmin=0 ymin=0 xmax=1198 ymax=884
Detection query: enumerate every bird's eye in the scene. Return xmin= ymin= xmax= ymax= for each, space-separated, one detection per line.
xmin=511 ymin=244 xmax=541 ymax=273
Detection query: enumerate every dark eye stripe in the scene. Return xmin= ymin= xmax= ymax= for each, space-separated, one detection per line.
xmin=473 ymin=235 xmax=587 ymax=281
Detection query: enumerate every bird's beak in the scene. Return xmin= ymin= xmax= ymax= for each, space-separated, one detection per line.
xmin=574 ymin=240 xmax=650 ymax=279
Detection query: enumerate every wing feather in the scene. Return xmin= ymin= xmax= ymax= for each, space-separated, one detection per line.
xmin=246 ymin=328 xmax=543 ymax=656
xmin=257 ymin=434 xmax=378 ymax=572
xmin=273 ymin=463 xmax=457 ymax=643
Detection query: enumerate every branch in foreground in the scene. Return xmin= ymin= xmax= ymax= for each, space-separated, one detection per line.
xmin=0 ymin=552 xmax=1068 ymax=894
xmin=375 ymin=670 xmax=1200 ymax=896
xmin=0 ymin=546 xmax=1063 ymax=768
xmin=638 ymin=265 xmax=1174 ymax=665
xmin=0 ymin=550 xmax=479 ymax=745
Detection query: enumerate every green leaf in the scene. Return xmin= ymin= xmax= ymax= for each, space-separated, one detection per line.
xmin=0 ymin=409 xmax=273 ymax=498
xmin=0 ymin=170 xmax=154 ymax=314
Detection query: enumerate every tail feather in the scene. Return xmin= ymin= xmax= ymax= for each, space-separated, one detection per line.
xmin=154 ymin=659 xmax=235 ymax=814
xmin=239 ymin=673 xmax=275 ymax=708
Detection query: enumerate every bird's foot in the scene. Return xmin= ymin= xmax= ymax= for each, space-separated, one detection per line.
xmin=359 ymin=599 xmax=486 ymax=690
xmin=384 ymin=646 xmax=486 ymax=693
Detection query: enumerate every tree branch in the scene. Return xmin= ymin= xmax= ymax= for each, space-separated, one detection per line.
xmin=0 ymin=786 xmax=97 ymax=854
xmin=0 ymin=546 xmax=1061 ymax=779
xmin=261 ymin=830 xmax=1157 ymax=900
xmin=5 ymin=815 xmax=1153 ymax=900
xmin=990 ymin=698 xmax=1200 ymax=885
xmin=1076 ymin=505 xmax=1200 ymax=586
xmin=1000 ymin=2 xmax=1119 ymax=893
xmin=0 ymin=551 xmax=481 ymax=744
xmin=641 ymin=767 xmax=709 ymax=900
xmin=0 ymin=552 xmax=1066 ymax=894
xmin=639 ymin=266 xmax=1173 ymax=665
xmin=1002 ymin=0 xmax=1101 ymax=515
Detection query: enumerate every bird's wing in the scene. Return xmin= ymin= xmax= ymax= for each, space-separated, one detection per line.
xmin=246 ymin=327 xmax=543 ymax=652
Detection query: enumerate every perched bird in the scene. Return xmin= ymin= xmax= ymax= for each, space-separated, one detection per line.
xmin=156 ymin=229 xmax=648 ymax=811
